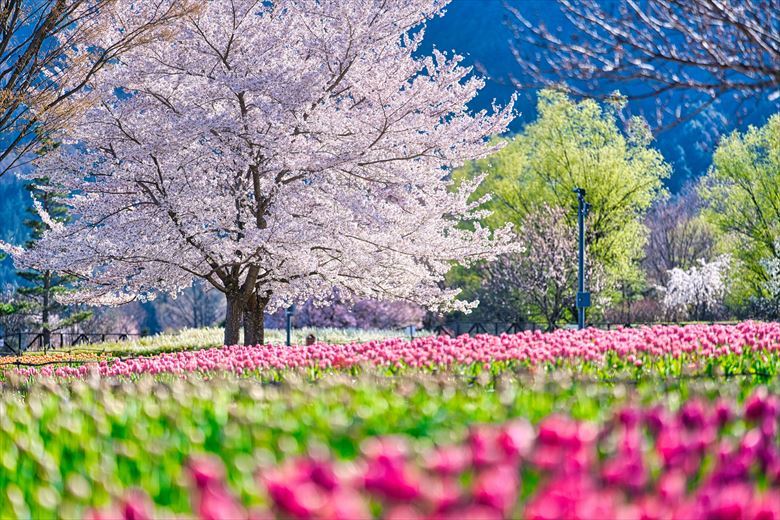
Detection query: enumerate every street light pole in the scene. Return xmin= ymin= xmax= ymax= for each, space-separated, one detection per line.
xmin=285 ymin=304 xmax=296 ymax=346
xmin=574 ymin=188 xmax=591 ymax=330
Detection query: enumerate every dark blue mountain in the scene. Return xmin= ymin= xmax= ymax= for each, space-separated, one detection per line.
xmin=0 ymin=0 xmax=776 ymax=287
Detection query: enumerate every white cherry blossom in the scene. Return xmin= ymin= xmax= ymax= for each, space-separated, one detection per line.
xmin=4 ymin=0 xmax=516 ymax=344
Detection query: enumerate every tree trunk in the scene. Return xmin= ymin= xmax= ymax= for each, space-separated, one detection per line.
xmin=243 ymin=294 xmax=258 ymax=346
xmin=224 ymin=292 xmax=243 ymax=346
xmin=243 ymin=291 xmax=270 ymax=346
xmin=42 ymin=270 xmax=51 ymax=352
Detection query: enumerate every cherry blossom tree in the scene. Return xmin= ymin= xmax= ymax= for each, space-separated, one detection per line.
xmin=661 ymin=256 xmax=731 ymax=321
xmin=3 ymin=0 xmax=515 ymax=345
xmin=265 ymin=290 xmax=425 ymax=330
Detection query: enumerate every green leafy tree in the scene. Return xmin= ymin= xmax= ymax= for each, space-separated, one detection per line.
xmin=12 ymin=178 xmax=91 ymax=349
xmin=454 ymin=90 xmax=669 ymax=302
xmin=700 ymin=114 xmax=780 ymax=299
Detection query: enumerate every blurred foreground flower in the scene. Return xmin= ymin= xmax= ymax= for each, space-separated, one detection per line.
xmin=95 ymin=390 xmax=780 ymax=519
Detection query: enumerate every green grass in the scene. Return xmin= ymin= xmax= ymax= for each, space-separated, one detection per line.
xmin=40 ymin=326 xmax=422 ymax=358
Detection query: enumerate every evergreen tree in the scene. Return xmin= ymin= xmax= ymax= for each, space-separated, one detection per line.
xmin=13 ymin=178 xmax=91 ymax=350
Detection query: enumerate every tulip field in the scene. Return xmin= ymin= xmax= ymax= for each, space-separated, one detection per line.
xmin=2 ymin=322 xmax=780 ymax=518
xmin=6 ymin=321 xmax=780 ymax=381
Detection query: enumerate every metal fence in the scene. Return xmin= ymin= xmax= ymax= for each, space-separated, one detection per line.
xmin=1 ymin=331 xmax=143 ymax=355
xmin=431 ymin=322 xmax=543 ymax=336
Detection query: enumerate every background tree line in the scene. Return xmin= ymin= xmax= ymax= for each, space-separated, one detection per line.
xmin=6 ymin=88 xmax=780 ymax=339
xmin=444 ymin=93 xmax=780 ymax=331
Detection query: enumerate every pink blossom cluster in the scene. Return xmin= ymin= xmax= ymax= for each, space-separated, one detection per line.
xmin=91 ymin=390 xmax=780 ymax=519
xmin=12 ymin=321 xmax=780 ymax=379
xmin=264 ymin=289 xmax=425 ymax=330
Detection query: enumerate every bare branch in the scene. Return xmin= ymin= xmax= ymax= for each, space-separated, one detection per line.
xmin=506 ymin=0 xmax=780 ymax=131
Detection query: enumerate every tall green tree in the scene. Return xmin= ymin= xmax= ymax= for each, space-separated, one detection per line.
xmin=12 ymin=178 xmax=91 ymax=349
xmin=700 ymin=114 xmax=780 ymax=297
xmin=454 ymin=90 xmax=670 ymax=288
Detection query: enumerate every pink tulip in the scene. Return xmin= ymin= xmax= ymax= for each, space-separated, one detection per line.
xmin=468 ymin=426 xmax=504 ymax=468
xmin=472 ymin=464 xmax=519 ymax=514
xmin=318 ymin=490 xmax=370 ymax=520
xmin=119 ymin=490 xmax=153 ymax=520
xmin=384 ymin=505 xmax=424 ymax=520
xmin=411 ymin=475 xmax=463 ymax=515
xmin=188 ymin=455 xmax=247 ymax=520
xmin=745 ymin=389 xmax=779 ymax=422
xmin=92 ymin=390 xmax=780 ymax=520
xmin=12 ymin=322 xmax=780 ymax=381
xmin=498 ymin=419 xmax=535 ymax=459
xmin=196 ymin=486 xmax=248 ymax=520
xmin=188 ymin=455 xmax=225 ymax=489
xmin=425 ymin=445 xmax=469 ymax=476
xmin=439 ymin=504 xmax=504 ymax=520
xmin=362 ymin=439 xmax=421 ymax=502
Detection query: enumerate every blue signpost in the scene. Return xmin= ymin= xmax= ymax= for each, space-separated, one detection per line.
xmin=574 ymin=188 xmax=591 ymax=330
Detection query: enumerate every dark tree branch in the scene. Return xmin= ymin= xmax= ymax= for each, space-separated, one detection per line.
xmin=506 ymin=0 xmax=780 ymax=132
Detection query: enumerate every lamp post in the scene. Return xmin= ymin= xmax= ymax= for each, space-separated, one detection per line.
xmin=285 ymin=304 xmax=296 ymax=346
xmin=574 ymin=187 xmax=591 ymax=330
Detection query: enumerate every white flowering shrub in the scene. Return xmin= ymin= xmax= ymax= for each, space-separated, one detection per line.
xmin=661 ymin=256 xmax=731 ymax=320
xmin=763 ymin=251 xmax=780 ymax=299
